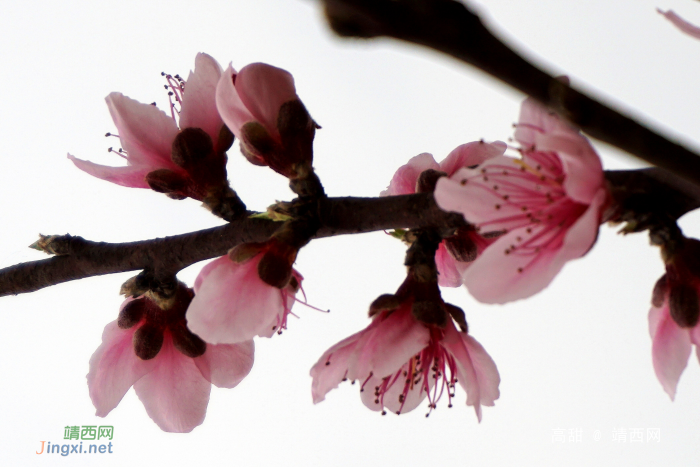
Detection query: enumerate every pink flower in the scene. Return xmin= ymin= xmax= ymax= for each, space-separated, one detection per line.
xmin=434 ymin=98 xmax=608 ymax=303
xmin=69 ymin=53 xmax=230 ymax=199
xmin=186 ymin=250 xmax=303 ymax=344
xmin=658 ymin=9 xmax=700 ymax=40
xmin=649 ymin=237 xmax=700 ymax=399
xmin=87 ymin=286 xmax=254 ymax=433
xmin=310 ymin=302 xmax=499 ymax=420
xmin=215 ymin=62 xmax=316 ymax=178
xmin=381 ymin=142 xmax=506 ymax=287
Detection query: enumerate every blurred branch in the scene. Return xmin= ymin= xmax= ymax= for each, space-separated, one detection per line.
xmin=321 ymin=0 xmax=700 ymax=188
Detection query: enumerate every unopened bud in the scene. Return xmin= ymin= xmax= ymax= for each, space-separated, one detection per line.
xmin=133 ymin=323 xmax=165 ymax=360
xmin=669 ymin=284 xmax=700 ymax=328
xmin=171 ymin=128 xmax=214 ymax=168
xmin=118 ymin=299 xmax=146 ymax=329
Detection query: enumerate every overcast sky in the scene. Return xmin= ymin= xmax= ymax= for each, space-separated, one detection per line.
xmin=1 ymin=0 xmax=700 ymax=465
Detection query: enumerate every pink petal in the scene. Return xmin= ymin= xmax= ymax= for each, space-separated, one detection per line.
xmin=442 ymin=324 xmax=499 ymax=422
xmin=187 ymin=255 xmax=287 ymax=344
xmin=87 ymin=320 xmax=156 ymax=417
xmin=441 ymin=324 xmax=482 ymax=420
xmin=106 ymin=93 xmax=179 ymax=168
xmin=435 ymin=242 xmax=463 ymax=287
xmin=359 ymin=367 xmax=432 ymax=414
xmin=461 ymin=334 xmax=500 ymax=407
xmin=461 ymin=188 xmax=604 ymax=303
xmin=215 ymin=64 xmax=254 ymax=141
xmin=380 ymin=153 xmax=440 ymax=196
xmin=179 ymin=53 xmax=224 ymax=144
xmin=439 ymin=140 xmax=507 ymax=177
xmin=650 ymin=304 xmax=692 ymax=400
xmin=235 ymin=63 xmax=298 ymax=139
xmin=194 ymin=340 xmax=255 ymax=389
xmin=434 ymin=160 xmax=533 ymax=232
xmin=349 ymin=307 xmax=430 ymax=381
xmin=67 ymin=154 xmax=151 ymax=188
xmin=514 ymin=97 xmax=576 ymax=147
xmin=658 ymin=9 xmax=700 ymax=40
xmin=133 ymin=332 xmax=211 ymax=433
xmin=535 ymin=133 xmax=603 ymax=204
xmin=310 ymin=330 xmax=367 ymax=403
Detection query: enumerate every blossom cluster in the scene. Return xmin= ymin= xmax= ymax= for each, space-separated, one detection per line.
xmin=68 ymin=44 xmax=691 ymax=433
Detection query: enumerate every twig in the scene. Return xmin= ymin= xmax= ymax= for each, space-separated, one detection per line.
xmin=0 ymin=193 xmax=464 ymax=297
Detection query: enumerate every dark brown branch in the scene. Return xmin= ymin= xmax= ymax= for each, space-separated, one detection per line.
xmin=0 ymin=194 xmax=465 ymax=297
xmin=1 ymin=168 xmax=696 ymax=298
xmin=321 ymin=0 xmax=700 ymax=188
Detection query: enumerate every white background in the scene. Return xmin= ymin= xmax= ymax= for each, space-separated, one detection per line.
xmin=1 ymin=0 xmax=700 ymax=465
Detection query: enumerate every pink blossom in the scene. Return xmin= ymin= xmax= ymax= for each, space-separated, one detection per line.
xmin=87 ymin=293 xmax=254 ymax=433
xmin=310 ymin=302 xmax=499 ymax=420
xmin=658 ymin=9 xmax=700 ymax=40
xmin=215 ymin=62 xmax=316 ymax=178
xmin=381 ymin=142 xmax=506 ymax=287
xmin=69 ymin=53 xmax=228 ymax=198
xmin=186 ymin=252 xmax=303 ymax=344
xmin=434 ymin=98 xmax=608 ymax=303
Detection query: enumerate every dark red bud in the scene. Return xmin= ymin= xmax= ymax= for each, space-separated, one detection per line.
xmin=133 ymin=323 xmax=164 ymax=360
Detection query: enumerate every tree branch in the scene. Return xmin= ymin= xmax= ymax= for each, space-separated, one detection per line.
xmin=0 ymin=193 xmax=465 ymax=297
xmin=1 ymin=168 xmax=697 ymax=298
xmin=321 ymin=0 xmax=700 ymax=188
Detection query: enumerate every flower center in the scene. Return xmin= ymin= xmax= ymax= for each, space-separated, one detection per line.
xmin=363 ymin=329 xmax=457 ymax=417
